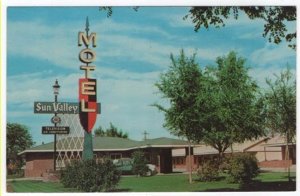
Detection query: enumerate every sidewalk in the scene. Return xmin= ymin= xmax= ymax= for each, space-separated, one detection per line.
xmin=6 ymin=177 xmax=43 ymax=182
xmin=260 ymin=165 xmax=296 ymax=173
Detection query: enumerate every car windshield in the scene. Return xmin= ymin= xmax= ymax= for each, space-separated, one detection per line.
xmin=123 ymin=160 xmax=131 ymax=165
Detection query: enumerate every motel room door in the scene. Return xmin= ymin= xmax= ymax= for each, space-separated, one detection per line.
xmin=159 ymin=149 xmax=172 ymax=173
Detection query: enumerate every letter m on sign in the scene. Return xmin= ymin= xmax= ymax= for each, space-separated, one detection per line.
xmin=79 ymin=78 xmax=98 ymax=133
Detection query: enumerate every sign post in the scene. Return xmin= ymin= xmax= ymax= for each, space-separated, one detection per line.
xmin=34 ymin=80 xmax=70 ymax=171
xmin=78 ymin=17 xmax=100 ymax=160
xmin=52 ymin=79 xmax=60 ymax=171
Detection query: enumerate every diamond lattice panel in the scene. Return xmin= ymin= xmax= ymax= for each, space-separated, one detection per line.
xmin=56 ymin=114 xmax=84 ymax=168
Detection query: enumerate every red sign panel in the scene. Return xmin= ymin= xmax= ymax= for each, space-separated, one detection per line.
xmin=79 ymin=78 xmax=98 ymax=133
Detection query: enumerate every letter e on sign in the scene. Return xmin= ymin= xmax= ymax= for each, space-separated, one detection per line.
xmin=79 ymin=78 xmax=97 ymax=133
xmin=81 ymin=81 xmax=96 ymax=95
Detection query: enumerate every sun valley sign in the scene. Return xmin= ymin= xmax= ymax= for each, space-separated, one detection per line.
xmin=34 ymin=102 xmax=101 ymax=114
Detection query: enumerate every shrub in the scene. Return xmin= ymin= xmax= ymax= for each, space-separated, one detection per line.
xmin=60 ymin=159 xmax=121 ymax=192
xmin=131 ymin=150 xmax=149 ymax=177
xmin=60 ymin=160 xmax=82 ymax=188
xmin=197 ymin=159 xmax=219 ymax=181
xmin=227 ymin=153 xmax=259 ymax=184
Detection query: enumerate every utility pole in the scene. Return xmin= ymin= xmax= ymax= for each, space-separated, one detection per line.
xmin=143 ymin=131 xmax=149 ymax=141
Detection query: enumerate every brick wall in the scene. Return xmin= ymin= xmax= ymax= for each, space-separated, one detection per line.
xmin=25 ymin=152 xmax=53 ymax=177
xmin=258 ymin=160 xmax=293 ymax=168
xmin=185 ymin=155 xmax=196 ymax=172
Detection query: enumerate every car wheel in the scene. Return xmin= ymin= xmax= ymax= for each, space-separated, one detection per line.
xmin=146 ymin=170 xmax=152 ymax=176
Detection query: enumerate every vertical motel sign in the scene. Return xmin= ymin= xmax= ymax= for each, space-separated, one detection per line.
xmin=78 ymin=19 xmax=99 ymax=133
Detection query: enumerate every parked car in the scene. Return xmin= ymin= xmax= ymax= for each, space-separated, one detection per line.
xmin=113 ymin=158 xmax=157 ymax=176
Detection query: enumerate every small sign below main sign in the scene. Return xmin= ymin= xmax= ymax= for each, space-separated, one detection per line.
xmin=42 ymin=126 xmax=70 ymax=134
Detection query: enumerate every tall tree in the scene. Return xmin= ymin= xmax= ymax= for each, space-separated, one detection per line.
xmin=153 ymin=49 xmax=205 ymax=183
xmin=153 ymin=49 xmax=204 ymax=142
xmin=7 ymin=123 xmax=35 ymax=175
xmin=185 ymin=6 xmax=296 ymax=49
xmin=94 ymin=123 xmax=129 ymax=139
xmin=264 ymin=68 xmax=296 ymax=180
xmin=154 ymin=51 xmax=265 ymax=160
xmin=264 ymin=68 xmax=296 ymax=141
xmin=200 ymin=52 xmax=265 ymax=158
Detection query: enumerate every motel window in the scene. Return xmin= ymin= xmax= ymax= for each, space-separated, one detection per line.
xmin=174 ymin=157 xmax=185 ymax=165
xmin=110 ymin=153 xmax=122 ymax=160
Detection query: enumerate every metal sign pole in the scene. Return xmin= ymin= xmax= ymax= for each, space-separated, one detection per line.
xmin=52 ymin=79 xmax=60 ymax=171
xmin=79 ymin=17 xmax=98 ymax=160
xmin=53 ymin=90 xmax=57 ymax=171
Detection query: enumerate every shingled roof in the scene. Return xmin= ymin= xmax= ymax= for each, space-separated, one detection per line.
xmin=19 ymin=136 xmax=192 ymax=155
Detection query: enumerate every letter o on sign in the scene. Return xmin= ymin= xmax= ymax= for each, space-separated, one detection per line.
xmin=79 ymin=48 xmax=96 ymax=63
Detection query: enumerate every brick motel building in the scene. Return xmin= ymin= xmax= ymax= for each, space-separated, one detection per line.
xmin=19 ymin=135 xmax=296 ymax=177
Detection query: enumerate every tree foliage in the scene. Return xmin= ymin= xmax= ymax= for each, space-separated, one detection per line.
xmin=264 ymin=68 xmax=296 ymax=142
xmin=200 ymin=52 xmax=265 ymax=157
xmin=153 ymin=49 xmax=204 ymax=142
xmin=185 ymin=6 xmax=296 ymax=49
xmin=154 ymin=51 xmax=265 ymax=158
xmin=100 ymin=6 xmax=296 ymax=49
xmin=94 ymin=123 xmax=128 ymax=138
xmin=7 ymin=123 xmax=34 ymax=175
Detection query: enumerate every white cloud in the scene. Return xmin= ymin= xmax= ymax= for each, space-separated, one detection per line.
xmin=250 ymin=43 xmax=295 ymax=66
xmin=249 ymin=66 xmax=296 ymax=90
xmin=7 ymin=21 xmax=79 ymax=69
xmin=7 ymin=66 xmax=170 ymax=140
xmin=238 ymin=31 xmax=262 ymax=39
xmin=8 ymin=18 xmax=227 ymax=73
xmin=97 ymin=18 xmax=174 ymax=38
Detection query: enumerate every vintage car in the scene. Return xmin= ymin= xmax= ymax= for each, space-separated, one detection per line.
xmin=113 ymin=158 xmax=157 ymax=176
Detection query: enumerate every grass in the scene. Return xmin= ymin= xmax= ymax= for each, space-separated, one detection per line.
xmin=8 ymin=180 xmax=78 ymax=192
xmin=8 ymin=172 xmax=296 ymax=192
xmin=117 ymin=174 xmax=238 ymax=192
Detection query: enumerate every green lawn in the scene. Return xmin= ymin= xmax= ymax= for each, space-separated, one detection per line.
xmin=8 ymin=180 xmax=78 ymax=192
xmin=8 ymin=172 xmax=296 ymax=192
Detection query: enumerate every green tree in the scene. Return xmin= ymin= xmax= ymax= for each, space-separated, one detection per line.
xmin=154 ymin=51 xmax=265 ymax=162
xmin=153 ymin=49 xmax=204 ymax=142
xmin=153 ymin=49 xmax=205 ymax=183
xmin=185 ymin=6 xmax=296 ymax=49
xmin=201 ymin=52 xmax=265 ymax=158
xmin=94 ymin=126 xmax=105 ymax=137
xmin=7 ymin=123 xmax=34 ymax=175
xmin=264 ymin=68 xmax=296 ymax=180
xmin=131 ymin=150 xmax=148 ymax=177
xmin=94 ymin=122 xmax=128 ymax=138
xmin=265 ymin=68 xmax=296 ymax=141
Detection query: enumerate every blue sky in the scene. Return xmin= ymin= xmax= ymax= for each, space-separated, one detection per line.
xmin=6 ymin=6 xmax=296 ymax=145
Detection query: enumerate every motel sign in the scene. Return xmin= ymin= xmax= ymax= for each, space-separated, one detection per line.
xmin=78 ymin=18 xmax=99 ymax=133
